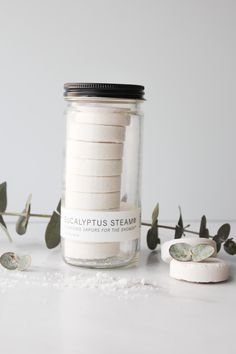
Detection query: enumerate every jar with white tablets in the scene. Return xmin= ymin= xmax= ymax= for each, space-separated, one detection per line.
xmin=61 ymin=83 xmax=145 ymax=268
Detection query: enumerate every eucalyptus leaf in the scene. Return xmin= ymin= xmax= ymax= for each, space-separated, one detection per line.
xmin=175 ymin=207 xmax=184 ymax=239
xmin=0 ymin=181 xmax=7 ymax=212
xmin=45 ymin=200 xmax=61 ymax=249
xmin=191 ymin=244 xmax=214 ymax=262
xmin=169 ymin=243 xmax=192 ymax=261
xmin=0 ymin=252 xmax=19 ymax=270
xmin=213 ymin=224 xmax=231 ymax=253
xmin=199 ymin=215 xmax=209 ymax=238
xmin=0 ymin=214 xmax=7 ymax=229
xmin=56 ymin=199 xmax=61 ymax=214
xmin=224 ymin=238 xmax=236 ymax=255
xmin=214 ymin=224 xmax=231 ymax=243
xmin=146 ymin=223 xmax=160 ymax=250
xmin=0 ymin=215 xmax=12 ymax=242
xmin=214 ymin=240 xmax=222 ymax=253
xmin=151 ymin=203 xmax=159 ymax=226
xmin=175 ymin=226 xmax=182 ymax=239
xmin=17 ymin=255 xmax=31 ymax=271
xmin=16 ymin=194 xmax=32 ymax=235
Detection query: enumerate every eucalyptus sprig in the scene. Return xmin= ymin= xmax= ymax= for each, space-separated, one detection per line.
xmin=146 ymin=204 xmax=236 ymax=256
xmin=0 ymin=181 xmax=235 ymax=258
xmin=0 ymin=181 xmax=60 ymax=248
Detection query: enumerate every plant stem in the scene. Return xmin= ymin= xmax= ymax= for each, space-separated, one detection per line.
xmin=29 ymin=213 xmax=51 ymax=218
xmin=141 ymin=222 xmax=152 ymax=227
xmin=141 ymin=222 xmax=201 ymax=237
xmin=179 ymin=228 xmax=199 ymax=236
xmin=0 ymin=212 xmax=25 ymax=217
xmin=0 ymin=211 xmax=51 ymax=218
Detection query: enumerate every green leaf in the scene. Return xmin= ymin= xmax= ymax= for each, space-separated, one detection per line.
xmin=45 ymin=200 xmax=61 ymax=249
xmin=0 ymin=181 xmax=7 ymax=212
xmin=151 ymin=203 xmax=159 ymax=226
xmin=15 ymin=194 xmax=32 ymax=235
xmin=215 ymin=224 xmax=231 ymax=243
xmin=214 ymin=240 xmax=221 ymax=253
xmin=169 ymin=243 xmax=192 ymax=261
xmin=224 ymin=238 xmax=236 ymax=255
xmin=191 ymin=244 xmax=214 ymax=262
xmin=56 ymin=200 xmax=61 ymax=214
xmin=0 ymin=182 xmax=11 ymax=242
xmin=213 ymin=224 xmax=231 ymax=252
xmin=0 ymin=214 xmax=7 ymax=229
xmin=199 ymin=215 xmax=209 ymax=238
xmin=0 ymin=252 xmax=19 ymax=270
xmin=146 ymin=223 xmax=160 ymax=250
xmin=0 ymin=215 xmax=12 ymax=242
xmin=175 ymin=206 xmax=184 ymax=239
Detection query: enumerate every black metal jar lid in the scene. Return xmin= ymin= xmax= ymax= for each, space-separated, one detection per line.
xmin=64 ymin=82 xmax=145 ymax=100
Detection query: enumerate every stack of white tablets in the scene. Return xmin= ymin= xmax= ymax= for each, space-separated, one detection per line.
xmin=161 ymin=238 xmax=229 ymax=283
xmin=65 ymin=110 xmax=130 ymax=210
xmin=64 ymin=109 xmax=131 ymax=259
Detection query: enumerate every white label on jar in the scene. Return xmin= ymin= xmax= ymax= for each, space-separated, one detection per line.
xmin=61 ymin=207 xmax=141 ymax=242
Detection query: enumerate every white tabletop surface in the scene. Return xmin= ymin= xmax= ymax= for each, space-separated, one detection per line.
xmin=0 ymin=222 xmax=235 ymax=354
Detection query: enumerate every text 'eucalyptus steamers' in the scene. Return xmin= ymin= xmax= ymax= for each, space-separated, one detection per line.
xmin=61 ymin=83 xmax=145 ymax=268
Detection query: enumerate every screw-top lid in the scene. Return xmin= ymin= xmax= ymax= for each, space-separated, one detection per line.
xmin=64 ymin=82 xmax=145 ymax=100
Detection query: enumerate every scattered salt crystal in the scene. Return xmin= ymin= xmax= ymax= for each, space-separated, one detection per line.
xmin=0 ymin=268 xmax=159 ymax=298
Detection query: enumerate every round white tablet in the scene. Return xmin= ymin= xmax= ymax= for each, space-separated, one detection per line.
xmin=65 ymin=175 xmax=121 ymax=193
xmin=67 ymin=123 xmax=126 ymax=143
xmin=161 ymin=238 xmax=217 ymax=263
xmin=170 ymin=258 xmax=229 ymax=283
xmin=68 ymin=110 xmax=131 ymax=126
xmin=65 ymin=191 xmax=120 ymax=210
xmin=66 ymin=158 xmax=122 ymax=176
xmin=67 ymin=140 xmax=123 ymax=160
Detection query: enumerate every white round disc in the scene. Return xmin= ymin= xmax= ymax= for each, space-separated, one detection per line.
xmin=65 ymin=175 xmax=121 ymax=193
xmin=67 ymin=123 xmax=126 ymax=143
xmin=66 ymin=158 xmax=122 ymax=176
xmin=170 ymin=258 xmax=229 ymax=283
xmin=68 ymin=110 xmax=131 ymax=127
xmin=67 ymin=140 xmax=123 ymax=160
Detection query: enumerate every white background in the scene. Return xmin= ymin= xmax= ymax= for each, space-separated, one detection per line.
xmin=0 ymin=0 xmax=235 ymax=226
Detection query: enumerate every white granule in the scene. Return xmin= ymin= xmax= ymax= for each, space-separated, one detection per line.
xmin=0 ymin=268 xmax=159 ymax=298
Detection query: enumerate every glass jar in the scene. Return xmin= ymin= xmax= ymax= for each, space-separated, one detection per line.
xmin=61 ymin=83 xmax=145 ymax=268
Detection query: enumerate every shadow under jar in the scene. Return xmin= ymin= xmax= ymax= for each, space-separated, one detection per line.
xmin=61 ymin=83 xmax=145 ymax=268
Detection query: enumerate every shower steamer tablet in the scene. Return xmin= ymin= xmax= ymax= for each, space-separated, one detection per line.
xmin=66 ymin=158 xmax=123 ymax=176
xmin=65 ymin=175 xmax=121 ymax=193
xmin=67 ymin=140 xmax=124 ymax=160
xmin=68 ymin=109 xmax=131 ymax=126
xmin=170 ymin=258 xmax=229 ymax=283
xmin=61 ymin=82 xmax=145 ymax=269
xmin=67 ymin=123 xmax=126 ymax=143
